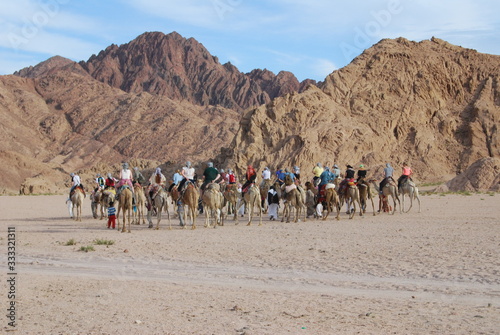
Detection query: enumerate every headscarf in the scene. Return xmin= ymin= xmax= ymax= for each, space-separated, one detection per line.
xmin=155 ymin=167 xmax=161 ymax=175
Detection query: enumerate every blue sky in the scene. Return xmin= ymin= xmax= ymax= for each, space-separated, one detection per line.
xmin=1 ymin=0 xmax=499 ymax=81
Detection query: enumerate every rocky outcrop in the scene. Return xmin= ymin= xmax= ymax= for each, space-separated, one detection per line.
xmin=77 ymin=32 xmax=314 ymax=111
xmin=218 ymin=37 xmax=500 ymax=185
xmin=436 ymin=157 xmax=500 ymax=192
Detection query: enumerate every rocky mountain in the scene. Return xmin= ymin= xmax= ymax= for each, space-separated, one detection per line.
xmin=2 ymin=34 xmax=499 ymax=194
xmin=2 ymin=58 xmax=240 ymax=193
xmin=217 ymin=37 xmax=499 ymax=190
xmin=78 ymin=31 xmax=314 ymax=111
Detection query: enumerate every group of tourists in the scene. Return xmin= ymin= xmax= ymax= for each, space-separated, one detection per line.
xmin=67 ymin=159 xmax=414 ymax=223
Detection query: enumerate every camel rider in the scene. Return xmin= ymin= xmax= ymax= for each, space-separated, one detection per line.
xmin=357 ymin=164 xmax=367 ymax=183
xmin=319 ymin=167 xmax=335 ymax=188
xmin=332 ymin=164 xmax=341 ymax=180
xmin=95 ymin=174 xmax=105 ymax=192
xmin=260 ymin=167 xmax=271 ymax=187
xmin=275 ymin=168 xmax=285 ymax=186
xmin=178 ymin=161 xmax=196 ymax=193
xmin=317 ymin=167 xmax=335 ymax=206
xmin=219 ymin=169 xmax=227 ymax=184
xmin=133 ymin=167 xmax=146 ymax=186
xmin=338 ymin=164 xmax=355 ymax=195
xmin=116 ymin=162 xmax=135 ymax=197
xmin=148 ymin=167 xmax=166 ymax=200
xmin=312 ymin=163 xmax=324 ymax=186
xmin=201 ymin=162 xmax=220 ymax=195
xmin=379 ymin=163 xmax=395 ymax=193
xmin=168 ymin=169 xmax=183 ymax=192
xmin=397 ymin=162 xmax=413 ymax=189
xmin=227 ymin=169 xmax=236 ymax=184
xmin=284 ymin=168 xmax=295 ymax=184
xmin=105 ymin=173 xmax=116 ymax=190
xmin=241 ymin=165 xmax=257 ymax=194
xmin=293 ymin=166 xmax=301 ymax=183
xmin=69 ymin=172 xmax=86 ymax=198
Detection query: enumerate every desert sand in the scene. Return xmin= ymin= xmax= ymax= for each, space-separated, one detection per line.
xmin=0 ymin=193 xmax=499 ymax=334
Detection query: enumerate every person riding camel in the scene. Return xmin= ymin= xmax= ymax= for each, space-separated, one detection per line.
xmin=116 ymin=162 xmax=135 ymax=203
xmin=105 ymin=173 xmax=116 ymax=190
xmin=312 ymin=163 xmax=324 ymax=187
xmin=69 ymin=172 xmax=86 ymax=198
xmin=397 ymin=162 xmax=413 ymax=189
xmin=317 ymin=166 xmax=335 ymax=206
xmin=293 ymin=165 xmax=301 ymax=183
xmin=357 ymin=164 xmax=367 ymax=184
xmin=95 ymin=173 xmax=105 ymax=192
xmin=200 ymin=162 xmax=220 ymax=196
xmin=332 ymin=164 xmax=341 ymax=180
xmin=260 ymin=167 xmax=271 ymax=188
xmin=379 ymin=163 xmax=395 ymax=193
xmin=148 ymin=167 xmax=166 ymax=201
xmin=275 ymin=167 xmax=285 ymax=186
xmin=241 ymin=165 xmax=257 ymax=194
xmin=227 ymin=169 xmax=236 ymax=184
xmin=178 ymin=161 xmax=196 ymax=193
xmin=219 ymin=169 xmax=227 ymax=185
xmin=338 ymin=164 xmax=355 ymax=196
xmin=168 ymin=169 xmax=183 ymax=192
xmin=133 ymin=167 xmax=146 ymax=186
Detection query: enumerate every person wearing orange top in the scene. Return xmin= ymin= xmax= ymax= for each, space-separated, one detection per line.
xmin=241 ymin=165 xmax=257 ymax=194
xmin=397 ymin=162 xmax=413 ymax=189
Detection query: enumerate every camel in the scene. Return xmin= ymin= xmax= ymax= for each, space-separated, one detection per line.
xmin=133 ymin=184 xmax=146 ymax=225
xmin=358 ymin=179 xmax=376 ymax=216
xmin=182 ymin=182 xmax=199 ymax=229
xmin=281 ymin=185 xmax=307 ymax=223
xmin=147 ymin=187 xmax=171 ymax=230
xmin=240 ymin=184 xmax=262 ymax=226
xmin=223 ymin=183 xmax=240 ymax=222
xmin=340 ymin=185 xmax=363 ymax=219
xmin=100 ymin=188 xmax=116 ymax=220
xmin=369 ymin=179 xmax=401 ymax=215
xmin=259 ymin=179 xmax=274 ymax=214
xmin=399 ymin=179 xmax=421 ymax=213
xmin=202 ymin=183 xmax=224 ymax=228
xmin=321 ymin=186 xmax=340 ymax=221
xmin=90 ymin=189 xmax=102 ymax=219
xmin=116 ymin=187 xmax=133 ymax=233
xmin=70 ymin=187 xmax=84 ymax=221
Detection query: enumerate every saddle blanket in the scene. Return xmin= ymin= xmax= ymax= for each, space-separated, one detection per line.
xmin=325 ymin=183 xmax=335 ymax=190
xmin=285 ymin=184 xmax=297 ymax=193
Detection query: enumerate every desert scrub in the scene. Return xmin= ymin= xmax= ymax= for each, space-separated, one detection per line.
xmin=65 ymin=238 xmax=77 ymax=246
xmin=93 ymin=239 xmax=115 ymax=246
xmin=79 ymin=245 xmax=95 ymax=252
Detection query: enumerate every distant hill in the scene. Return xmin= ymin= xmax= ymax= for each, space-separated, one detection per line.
xmin=78 ymin=31 xmax=315 ymax=111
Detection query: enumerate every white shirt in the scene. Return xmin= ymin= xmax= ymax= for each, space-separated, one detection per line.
xmin=183 ymin=167 xmax=195 ymax=180
xmin=72 ymin=175 xmax=81 ymax=186
xmin=120 ymin=169 xmax=132 ymax=180
xmin=262 ymin=169 xmax=271 ymax=180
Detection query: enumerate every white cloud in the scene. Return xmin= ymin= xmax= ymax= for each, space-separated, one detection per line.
xmin=309 ymin=58 xmax=337 ymax=79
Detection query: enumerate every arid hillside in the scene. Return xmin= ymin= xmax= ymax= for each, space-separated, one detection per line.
xmin=219 ymin=37 xmax=499 ymax=188
xmin=1 ymin=34 xmax=499 ymax=194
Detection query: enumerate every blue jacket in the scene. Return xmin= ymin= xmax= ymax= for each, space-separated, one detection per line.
xmin=319 ymin=170 xmax=335 ymax=186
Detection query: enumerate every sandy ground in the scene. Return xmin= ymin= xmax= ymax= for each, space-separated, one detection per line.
xmin=0 ymin=192 xmax=499 ymax=335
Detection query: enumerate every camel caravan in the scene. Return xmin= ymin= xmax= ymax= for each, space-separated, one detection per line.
xmin=69 ymin=160 xmax=421 ymax=232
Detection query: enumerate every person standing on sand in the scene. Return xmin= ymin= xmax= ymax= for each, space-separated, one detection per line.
xmin=107 ymin=201 xmax=116 ymax=229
